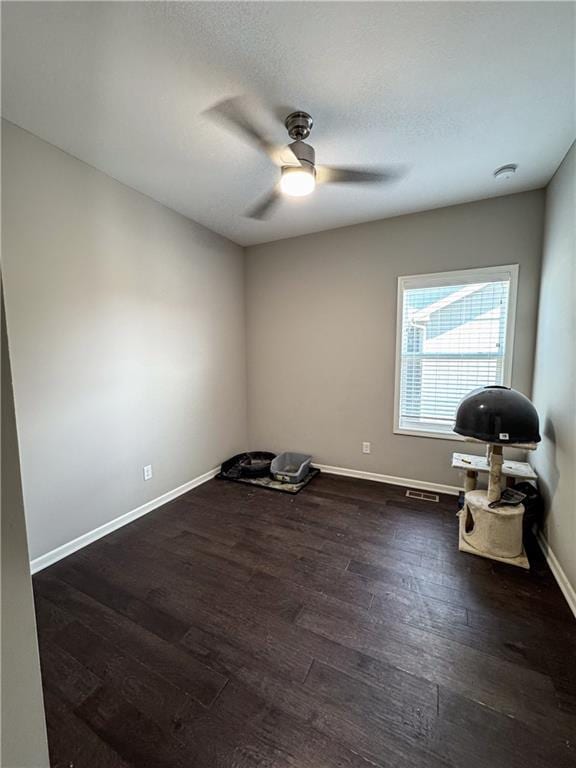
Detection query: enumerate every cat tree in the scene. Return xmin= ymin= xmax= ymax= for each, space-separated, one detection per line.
xmin=453 ymin=386 xmax=540 ymax=569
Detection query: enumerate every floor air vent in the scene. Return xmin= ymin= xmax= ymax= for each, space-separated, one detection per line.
xmin=406 ymin=489 xmax=439 ymax=502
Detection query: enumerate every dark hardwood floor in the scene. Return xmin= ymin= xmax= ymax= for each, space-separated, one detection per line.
xmin=33 ymin=474 xmax=576 ymax=768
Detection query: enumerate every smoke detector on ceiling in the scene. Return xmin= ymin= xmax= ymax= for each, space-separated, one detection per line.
xmin=493 ymin=164 xmax=518 ymax=181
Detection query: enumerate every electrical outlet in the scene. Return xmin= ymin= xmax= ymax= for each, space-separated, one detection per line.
xmin=362 ymin=442 xmax=371 ymax=454
xmin=143 ymin=464 xmax=153 ymax=481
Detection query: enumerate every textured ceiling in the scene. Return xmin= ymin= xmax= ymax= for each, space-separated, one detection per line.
xmin=2 ymin=2 xmax=575 ymax=246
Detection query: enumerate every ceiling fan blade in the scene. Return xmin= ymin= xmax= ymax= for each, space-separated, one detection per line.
xmin=205 ymin=96 xmax=298 ymax=167
xmin=245 ymin=188 xmax=281 ymax=220
xmin=317 ymin=166 xmax=404 ymax=185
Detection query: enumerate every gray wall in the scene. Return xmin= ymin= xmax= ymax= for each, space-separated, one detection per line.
xmin=2 ymin=121 xmax=247 ymax=562
xmin=2 ymin=119 xmax=548 ymax=571
xmin=1 ymin=288 xmax=50 ymax=768
xmin=246 ymin=192 xmax=544 ymax=488
xmin=531 ymin=141 xmax=576 ymax=596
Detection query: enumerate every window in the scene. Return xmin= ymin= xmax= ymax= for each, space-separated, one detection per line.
xmin=394 ymin=265 xmax=518 ymax=439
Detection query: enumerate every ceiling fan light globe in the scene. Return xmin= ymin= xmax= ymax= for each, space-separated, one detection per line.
xmin=280 ymin=166 xmax=316 ymax=197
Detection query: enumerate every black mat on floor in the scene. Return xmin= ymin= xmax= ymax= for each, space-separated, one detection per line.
xmin=217 ymin=467 xmax=320 ymax=494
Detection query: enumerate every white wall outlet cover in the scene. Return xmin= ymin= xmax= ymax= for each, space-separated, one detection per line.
xmin=362 ymin=442 xmax=371 ymax=454
xmin=143 ymin=464 xmax=153 ymax=481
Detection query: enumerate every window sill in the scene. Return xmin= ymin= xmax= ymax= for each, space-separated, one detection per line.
xmin=393 ymin=426 xmax=466 ymax=442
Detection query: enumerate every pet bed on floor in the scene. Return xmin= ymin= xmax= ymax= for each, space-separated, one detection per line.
xmin=220 ymin=452 xmax=276 ymax=479
xmin=217 ymin=466 xmax=320 ymax=494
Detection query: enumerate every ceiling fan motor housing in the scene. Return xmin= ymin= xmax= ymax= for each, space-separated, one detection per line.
xmin=284 ymin=112 xmax=315 ymax=171
xmin=285 ymin=111 xmax=314 ymax=141
xmin=288 ymin=140 xmax=315 ymax=168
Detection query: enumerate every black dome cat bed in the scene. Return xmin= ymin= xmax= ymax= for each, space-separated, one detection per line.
xmin=454 ymin=385 xmax=541 ymax=444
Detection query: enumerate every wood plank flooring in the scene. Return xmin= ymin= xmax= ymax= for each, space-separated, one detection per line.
xmin=33 ymin=474 xmax=576 ymax=768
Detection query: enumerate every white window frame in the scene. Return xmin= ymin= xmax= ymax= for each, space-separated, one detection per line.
xmin=393 ymin=264 xmax=519 ymax=441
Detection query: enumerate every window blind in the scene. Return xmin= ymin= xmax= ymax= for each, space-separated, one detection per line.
xmin=396 ymin=269 xmax=516 ymax=436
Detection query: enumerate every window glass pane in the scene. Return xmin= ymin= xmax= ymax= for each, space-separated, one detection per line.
xmin=398 ymin=277 xmax=511 ymax=434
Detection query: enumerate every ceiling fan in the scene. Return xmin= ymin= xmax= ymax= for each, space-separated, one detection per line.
xmin=205 ymin=97 xmax=404 ymax=219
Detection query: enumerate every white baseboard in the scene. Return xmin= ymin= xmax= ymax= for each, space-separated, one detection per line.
xmin=30 ymin=458 xmax=575 ymax=618
xmin=534 ymin=529 xmax=576 ymax=619
xmin=30 ymin=466 xmax=220 ymax=574
xmin=30 ymin=462 xmax=459 ymax=575
xmin=313 ymin=463 xmax=461 ymax=496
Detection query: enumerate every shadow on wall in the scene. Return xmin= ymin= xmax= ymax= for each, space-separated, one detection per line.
xmin=539 ymin=416 xmax=560 ymax=531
